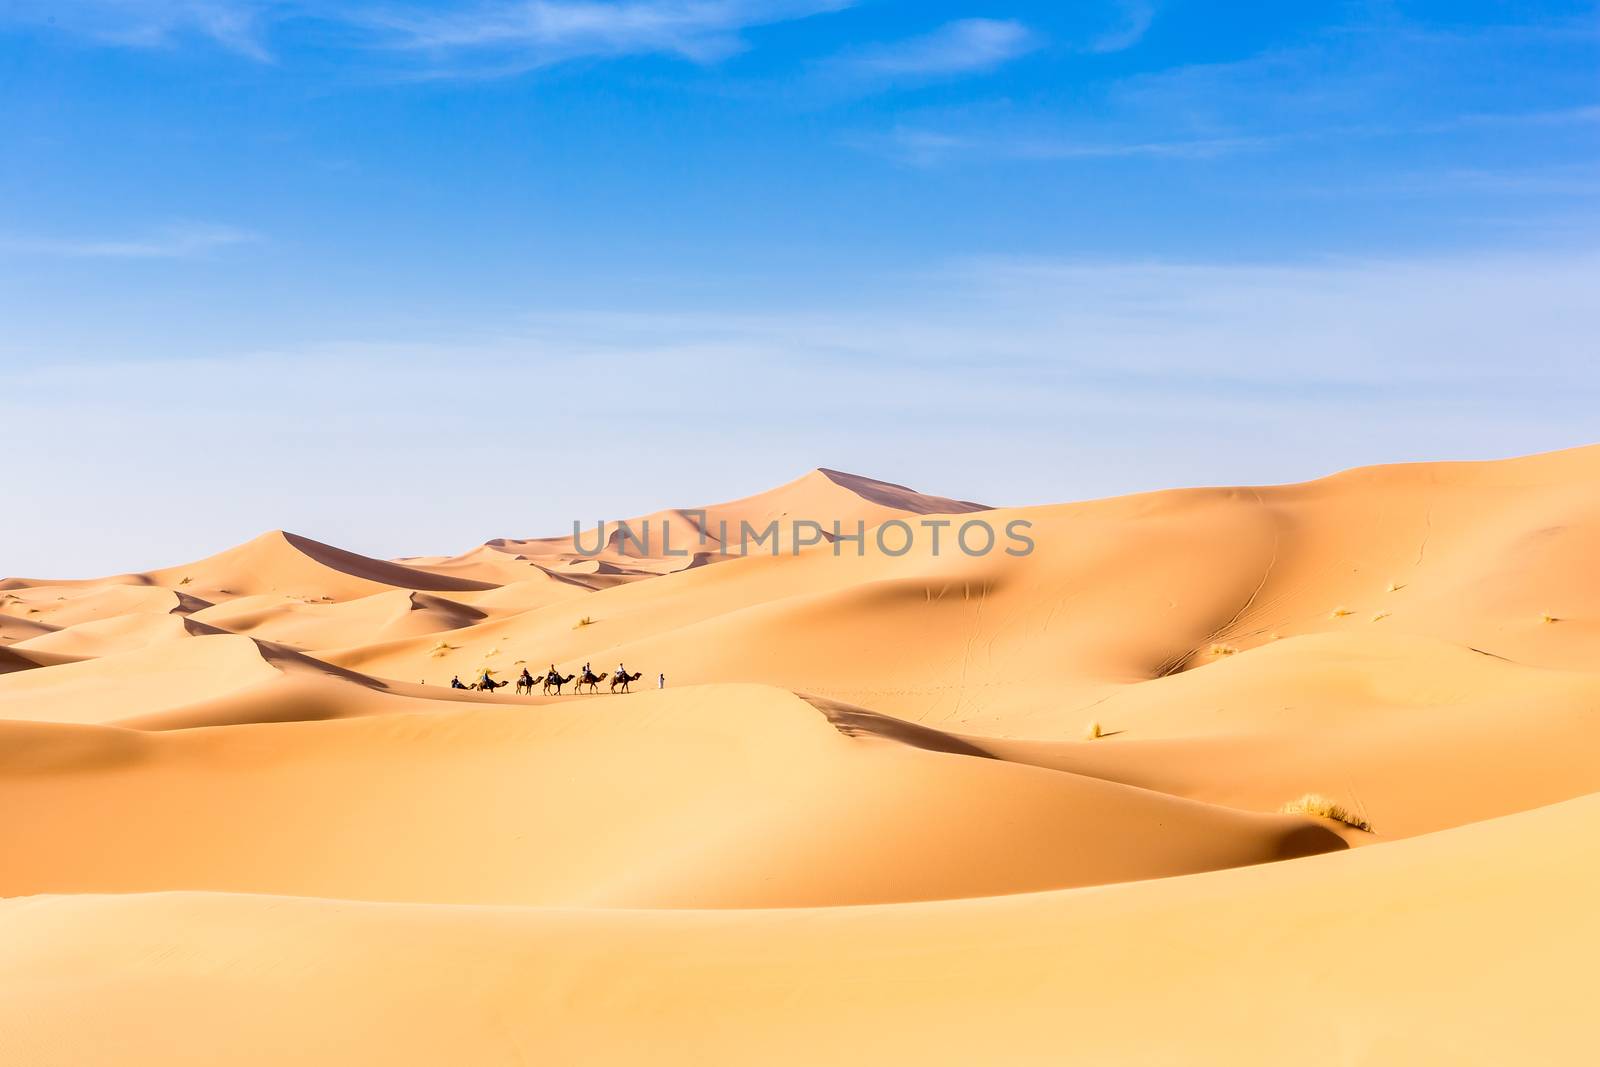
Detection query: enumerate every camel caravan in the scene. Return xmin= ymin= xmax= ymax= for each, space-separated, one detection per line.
xmin=451 ymin=662 xmax=648 ymax=697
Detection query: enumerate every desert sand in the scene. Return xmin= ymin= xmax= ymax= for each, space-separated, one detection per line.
xmin=4 ymin=447 xmax=1599 ymax=1063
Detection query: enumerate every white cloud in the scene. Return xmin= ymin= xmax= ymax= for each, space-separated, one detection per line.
xmin=364 ymin=0 xmax=850 ymax=65
xmin=830 ymin=18 xmax=1036 ymax=80
xmin=4 ymin=0 xmax=277 ymax=60
xmin=2 ymin=0 xmax=854 ymax=71
xmin=863 ymin=124 xmax=1266 ymax=166
xmin=0 ymin=223 xmax=260 ymax=259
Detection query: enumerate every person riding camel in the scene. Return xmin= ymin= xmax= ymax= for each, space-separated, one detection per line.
xmin=518 ymin=667 xmax=534 ymax=686
xmin=450 ymin=675 xmax=467 ymax=690
xmin=548 ymin=663 xmax=559 ymax=683
xmin=480 ymin=670 xmax=493 ymax=689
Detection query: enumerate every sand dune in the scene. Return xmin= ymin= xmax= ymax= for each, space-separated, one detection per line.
xmin=434 ymin=467 xmax=991 ymax=584
xmin=324 ymin=445 xmax=1600 ymax=730
xmin=2 ymin=789 xmax=1596 ymax=1065
xmin=0 ymin=583 xmax=209 ymax=629
xmin=12 ymin=611 xmax=229 ymax=659
xmin=0 ymin=634 xmax=300 ymax=725
xmin=0 ymin=685 xmax=1341 ymax=907
xmin=191 ymin=588 xmax=490 ymax=650
xmin=144 ymin=530 xmax=499 ymax=601
xmin=396 ymin=544 xmax=567 ymax=586
xmin=4 ymin=444 xmax=1600 ymax=1062
xmin=0 ymin=631 xmax=486 ymax=729
xmin=0 ymin=611 xmax=57 ymax=646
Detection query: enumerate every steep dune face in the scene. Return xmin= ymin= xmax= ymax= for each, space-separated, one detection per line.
xmin=145 ymin=531 xmax=497 ymax=601
xmin=0 ymin=647 xmax=45 ymax=675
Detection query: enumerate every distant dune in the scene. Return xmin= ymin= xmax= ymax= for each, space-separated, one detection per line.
xmin=3 ymin=446 xmax=1600 ymax=1063
xmin=409 ymin=467 xmax=993 ymax=586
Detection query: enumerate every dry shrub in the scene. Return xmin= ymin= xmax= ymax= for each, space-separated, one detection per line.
xmin=1281 ymin=793 xmax=1372 ymax=832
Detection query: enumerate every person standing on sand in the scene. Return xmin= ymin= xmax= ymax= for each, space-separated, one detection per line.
xmin=658 ymin=672 xmax=665 ymax=689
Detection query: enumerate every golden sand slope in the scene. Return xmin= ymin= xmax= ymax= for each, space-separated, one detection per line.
xmin=0 ymin=686 xmax=1341 ymax=907
xmin=3 ymin=446 xmax=1600 ymax=1063
xmin=2 ymin=790 xmax=1595 ymax=1065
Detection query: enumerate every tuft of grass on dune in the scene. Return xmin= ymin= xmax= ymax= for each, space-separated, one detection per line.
xmin=1085 ymin=721 xmax=1104 ymax=740
xmin=1281 ymin=793 xmax=1372 ymax=833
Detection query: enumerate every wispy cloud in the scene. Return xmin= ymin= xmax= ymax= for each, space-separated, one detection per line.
xmin=1087 ymin=0 xmax=1153 ymax=54
xmin=827 ymin=18 xmax=1037 ymax=82
xmin=862 ymin=124 xmax=1267 ymax=167
xmin=3 ymin=0 xmax=854 ymax=73
xmin=0 ymin=223 xmax=260 ymax=260
xmin=357 ymin=0 xmax=853 ymax=73
xmin=1430 ymin=103 xmax=1600 ymax=132
xmin=2 ymin=0 xmax=277 ymax=60
xmin=1109 ymin=14 xmax=1600 ymax=141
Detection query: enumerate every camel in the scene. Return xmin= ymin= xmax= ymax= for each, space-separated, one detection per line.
xmin=473 ymin=677 xmax=509 ymax=693
xmin=543 ymin=671 xmax=576 ymax=696
xmin=610 ymin=670 xmax=643 ymax=694
xmin=514 ymin=670 xmax=537 ymax=696
xmin=575 ymin=670 xmax=609 ymax=694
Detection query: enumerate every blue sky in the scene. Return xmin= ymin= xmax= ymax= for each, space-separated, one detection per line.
xmin=2 ymin=1 xmax=1598 ymax=576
